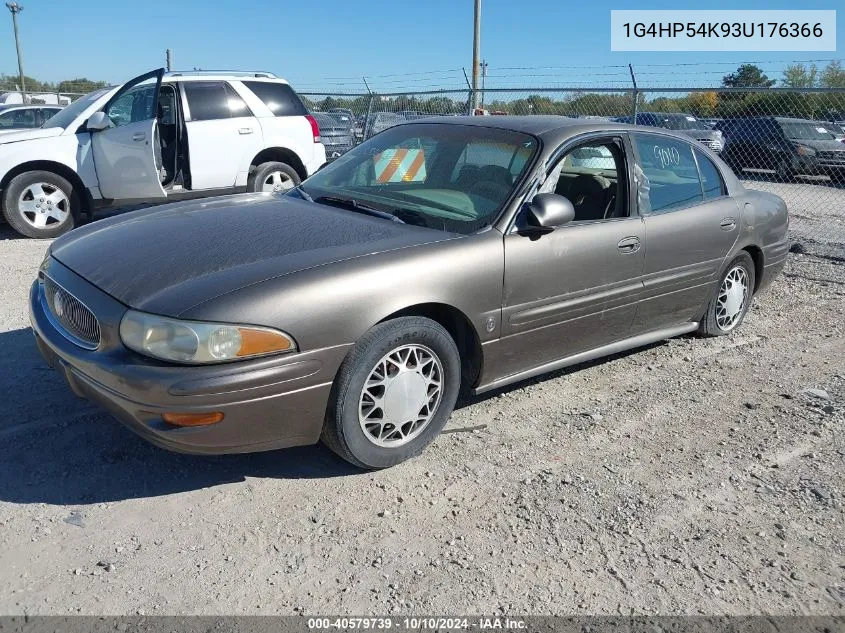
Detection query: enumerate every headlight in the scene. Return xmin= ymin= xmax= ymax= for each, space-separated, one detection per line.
xmin=119 ymin=310 xmax=296 ymax=364
xmin=795 ymin=144 xmax=817 ymax=156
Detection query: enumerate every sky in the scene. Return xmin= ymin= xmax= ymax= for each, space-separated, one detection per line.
xmin=1 ymin=0 xmax=842 ymax=92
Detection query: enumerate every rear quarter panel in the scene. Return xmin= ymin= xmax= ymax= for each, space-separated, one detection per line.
xmin=734 ymin=187 xmax=790 ymax=291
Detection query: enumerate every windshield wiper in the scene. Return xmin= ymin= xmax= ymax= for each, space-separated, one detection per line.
xmin=293 ymin=185 xmax=314 ymax=202
xmin=313 ymin=196 xmax=405 ymax=223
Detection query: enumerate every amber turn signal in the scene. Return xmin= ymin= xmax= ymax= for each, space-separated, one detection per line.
xmin=236 ymin=327 xmax=294 ymax=357
xmin=162 ymin=412 xmax=225 ymax=427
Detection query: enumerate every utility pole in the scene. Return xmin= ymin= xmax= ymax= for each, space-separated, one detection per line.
xmin=165 ymin=48 xmax=172 ymax=72
xmin=6 ymin=2 xmax=26 ymax=103
xmin=481 ymin=59 xmax=488 ymax=108
xmin=471 ymin=0 xmax=481 ymax=112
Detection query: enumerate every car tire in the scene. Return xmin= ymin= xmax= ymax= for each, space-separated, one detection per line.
xmin=776 ymin=158 xmax=795 ymax=182
xmin=698 ymin=252 xmax=756 ymax=337
xmin=2 ymin=170 xmax=78 ymax=239
xmin=321 ymin=316 xmax=462 ymax=469
xmin=247 ymin=161 xmax=300 ymax=194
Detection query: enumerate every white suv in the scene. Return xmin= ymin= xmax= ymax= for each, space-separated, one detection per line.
xmin=0 ymin=69 xmax=326 ymax=238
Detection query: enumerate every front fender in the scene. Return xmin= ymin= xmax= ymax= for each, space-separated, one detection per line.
xmin=179 ymin=230 xmax=506 ymax=355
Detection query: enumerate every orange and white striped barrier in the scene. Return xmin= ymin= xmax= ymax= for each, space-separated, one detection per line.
xmin=373 ymin=149 xmax=427 ymax=183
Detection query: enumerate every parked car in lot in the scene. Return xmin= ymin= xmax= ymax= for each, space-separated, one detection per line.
xmin=0 ymin=68 xmax=326 ymax=238
xmin=398 ymin=110 xmax=427 ymax=120
xmin=363 ymin=111 xmax=405 ymax=139
xmin=617 ymin=112 xmax=724 ymax=153
xmin=326 ymin=108 xmax=356 ymax=135
xmin=310 ymin=112 xmax=354 ymax=159
xmin=718 ymin=117 xmax=845 ymax=181
xmin=31 ymin=116 xmax=789 ymax=468
xmin=0 ymin=104 xmax=62 ymax=131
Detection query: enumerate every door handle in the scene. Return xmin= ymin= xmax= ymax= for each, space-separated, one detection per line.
xmin=132 ymin=132 xmax=146 ymax=142
xmin=720 ymin=217 xmax=737 ymax=231
xmin=617 ymin=236 xmax=641 ymax=253
xmin=238 ymin=128 xmax=253 ymax=135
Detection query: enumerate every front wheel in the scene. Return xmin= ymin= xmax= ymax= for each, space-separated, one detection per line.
xmin=698 ymin=252 xmax=756 ymax=337
xmin=247 ymin=161 xmax=300 ymax=193
xmin=321 ymin=317 xmax=461 ymax=469
xmin=2 ymin=170 xmax=77 ymax=238
xmin=775 ymin=158 xmax=796 ymax=182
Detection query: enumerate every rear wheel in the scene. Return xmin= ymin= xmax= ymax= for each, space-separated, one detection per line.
xmin=247 ymin=161 xmax=300 ymax=193
xmin=321 ymin=317 xmax=461 ymax=469
xmin=698 ymin=252 xmax=756 ymax=337
xmin=2 ymin=170 xmax=77 ymax=238
xmin=776 ymin=158 xmax=795 ymax=182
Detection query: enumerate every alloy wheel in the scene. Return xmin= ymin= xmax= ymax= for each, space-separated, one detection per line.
xmin=261 ymin=171 xmax=295 ymax=193
xmin=17 ymin=182 xmax=69 ymax=229
xmin=358 ymin=344 xmax=444 ymax=448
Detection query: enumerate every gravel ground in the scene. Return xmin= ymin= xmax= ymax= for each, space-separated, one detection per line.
xmin=0 ymin=205 xmax=843 ymax=616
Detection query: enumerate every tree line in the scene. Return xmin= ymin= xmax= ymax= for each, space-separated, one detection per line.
xmin=306 ymin=63 xmax=845 ymax=122
xmin=0 ymin=74 xmax=108 ymax=94
xmin=6 ymin=62 xmax=845 ymax=122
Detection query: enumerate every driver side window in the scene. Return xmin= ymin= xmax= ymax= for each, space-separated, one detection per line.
xmin=540 ymin=138 xmax=628 ymax=223
xmin=106 ymin=83 xmax=157 ymax=128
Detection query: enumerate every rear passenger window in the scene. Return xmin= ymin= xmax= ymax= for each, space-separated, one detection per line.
xmin=633 ymin=134 xmax=702 ymax=214
xmin=242 ymin=81 xmax=307 ymax=116
xmin=184 ymin=82 xmax=250 ymax=121
xmin=695 ymin=149 xmax=725 ymax=199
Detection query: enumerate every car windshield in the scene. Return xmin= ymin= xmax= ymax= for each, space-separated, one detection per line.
xmin=659 ymin=114 xmax=709 ymax=131
xmin=780 ymin=121 xmax=836 ymax=141
xmin=297 ymin=123 xmax=538 ymax=234
xmin=41 ymin=88 xmax=111 ymax=129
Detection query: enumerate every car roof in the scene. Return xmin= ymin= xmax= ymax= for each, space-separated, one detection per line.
xmin=0 ymin=104 xmax=53 ymax=111
xmin=392 ymin=115 xmax=727 ymax=151
xmin=773 ymin=116 xmax=818 ymax=123
xmin=164 ymin=72 xmax=290 ymax=85
xmin=639 ymin=112 xmax=697 ymax=117
xmin=400 ymin=115 xmax=641 ymax=137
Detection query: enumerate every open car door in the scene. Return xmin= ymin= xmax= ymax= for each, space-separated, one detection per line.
xmin=89 ymin=69 xmax=167 ymax=200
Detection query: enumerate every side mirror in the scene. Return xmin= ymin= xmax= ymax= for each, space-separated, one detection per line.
xmin=524 ymin=193 xmax=575 ymax=233
xmin=86 ymin=111 xmax=111 ymax=132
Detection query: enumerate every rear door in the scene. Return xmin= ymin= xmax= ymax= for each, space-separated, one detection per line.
xmin=630 ymin=133 xmax=740 ymax=333
xmin=181 ymin=81 xmax=264 ymax=190
xmin=91 ymin=69 xmax=167 ymax=200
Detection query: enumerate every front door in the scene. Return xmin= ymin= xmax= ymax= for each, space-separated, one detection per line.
xmin=497 ymin=134 xmax=645 ymax=379
xmin=91 ymin=69 xmax=167 ymax=200
xmin=630 ymin=133 xmax=741 ymax=333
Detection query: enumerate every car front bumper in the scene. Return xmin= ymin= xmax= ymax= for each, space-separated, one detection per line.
xmin=29 ymin=260 xmax=350 ymax=455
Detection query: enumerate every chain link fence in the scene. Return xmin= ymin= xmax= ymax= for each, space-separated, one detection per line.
xmin=0 ymin=80 xmax=90 ymax=106
xmin=0 ymin=73 xmax=842 ymax=259
xmin=302 ymin=86 xmax=845 ymax=260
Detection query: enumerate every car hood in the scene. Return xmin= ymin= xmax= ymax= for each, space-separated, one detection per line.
xmin=677 ymin=129 xmax=720 ymax=140
xmin=51 ymin=193 xmax=454 ymax=316
xmin=0 ymin=127 xmax=63 ymax=144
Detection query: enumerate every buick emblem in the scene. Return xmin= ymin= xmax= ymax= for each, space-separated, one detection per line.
xmin=485 ymin=316 xmax=495 ymax=333
xmin=53 ymin=291 xmax=66 ymax=318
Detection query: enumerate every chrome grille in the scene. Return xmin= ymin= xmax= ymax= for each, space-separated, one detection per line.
xmin=42 ymin=276 xmax=101 ymax=349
